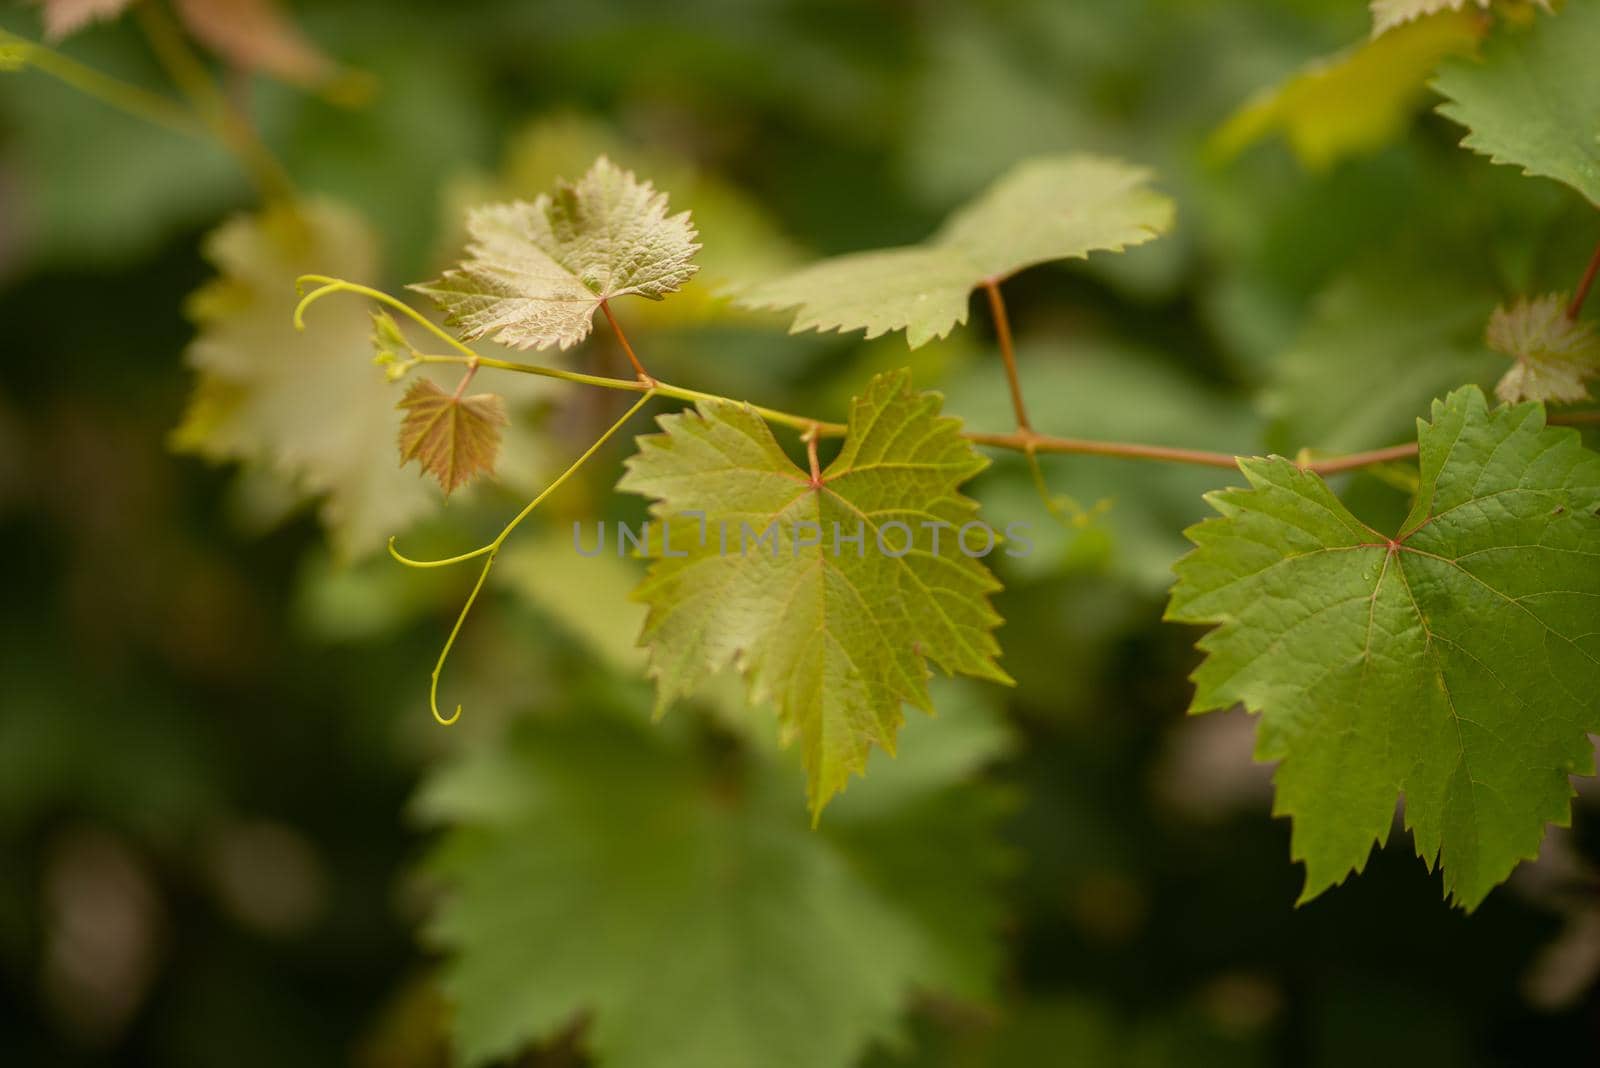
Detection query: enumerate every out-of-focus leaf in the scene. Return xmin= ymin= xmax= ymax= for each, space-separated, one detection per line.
xmin=172 ymin=201 xmax=438 ymax=557
xmin=173 ymin=0 xmax=335 ymax=87
xmin=29 ymin=0 xmax=129 ymax=40
xmin=618 ymin=370 xmax=1010 ymax=813
xmin=1434 ymin=0 xmax=1600 ymax=206
xmin=1209 ymin=11 xmax=1485 ymax=170
xmin=0 ymin=33 xmax=242 ymax=267
xmin=415 ymin=156 xmax=700 ymax=350
xmin=32 ymin=0 xmax=342 ymax=87
xmin=741 ymin=156 xmax=1173 ymax=348
xmin=495 ymin=527 xmax=647 ymax=671
xmin=417 ymin=684 xmax=1010 ymax=1068
xmin=1487 ymin=293 xmax=1600 ymax=403
xmin=1263 ymin=268 xmax=1502 ymax=455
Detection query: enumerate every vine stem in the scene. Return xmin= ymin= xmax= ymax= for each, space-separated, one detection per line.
xmin=0 ymin=28 xmax=203 ymax=137
xmin=1568 ymin=236 xmax=1600 ymax=321
xmin=132 ymin=0 xmax=296 ymax=203
xmin=984 ymin=280 xmax=1030 ymax=431
xmin=296 ymin=276 xmax=1600 ymax=485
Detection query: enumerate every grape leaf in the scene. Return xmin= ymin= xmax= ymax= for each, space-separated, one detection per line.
xmin=173 ymin=201 xmax=437 ymax=557
xmin=475 ymin=114 xmax=801 ymax=315
xmin=414 ymin=155 xmax=701 ymax=350
xmin=1370 ymin=0 xmax=1495 ymax=37
xmin=1209 ymin=11 xmax=1484 ymax=170
xmin=1167 ymin=387 xmax=1600 ymax=909
xmin=1434 ymin=0 xmax=1600 ymax=206
xmin=396 ymin=379 xmax=507 ymax=496
xmin=617 ymin=369 xmax=1011 ymax=813
xmin=739 ymin=156 xmax=1173 ymax=348
xmin=417 ymin=685 xmax=1009 ymax=1068
xmin=1487 ymin=293 xmax=1600 ymax=404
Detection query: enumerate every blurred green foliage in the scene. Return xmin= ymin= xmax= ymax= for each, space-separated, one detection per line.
xmin=3 ymin=1 xmax=1598 ymax=1066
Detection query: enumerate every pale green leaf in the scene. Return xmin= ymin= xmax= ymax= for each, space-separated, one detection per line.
xmin=1209 ymin=11 xmax=1484 ymax=169
xmin=740 ymin=156 xmax=1173 ymax=348
xmin=477 ymin=113 xmax=801 ymax=316
xmin=618 ymin=370 xmax=1011 ymax=812
xmin=1434 ymin=0 xmax=1600 ymax=206
xmin=414 ymin=155 xmax=701 ymax=350
xmin=1487 ymin=293 xmax=1600 ymax=404
xmin=417 ymin=686 xmax=1009 ymax=1068
xmin=1370 ymin=0 xmax=1492 ymax=38
xmin=1167 ymin=387 xmax=1600 ymax=909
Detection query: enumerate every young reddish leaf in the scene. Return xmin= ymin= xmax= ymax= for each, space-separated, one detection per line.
xmin=397 ymin=379 xmax=508 ymax=496
xmin=1487 ymin=293 xmax=1600 ymax=404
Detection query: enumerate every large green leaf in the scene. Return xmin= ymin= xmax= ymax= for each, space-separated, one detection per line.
xmin=418 ymin=685 xmax=1010 ymax=1068
xmin=1167 ymin=387 xmax=1600 ymax=909
xmin=618 ymin=369 xmax=1011 ymax=812
xmin=1434 ymin=1 xmax=1600 ymax=206
xmin=740 ymin=156 xmax=1172 ymax=348
xmin=415 ymin=155 xmax=701 ymax=350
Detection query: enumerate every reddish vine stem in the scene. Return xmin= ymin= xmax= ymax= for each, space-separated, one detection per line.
xmin=805 ymin=430 xmax=822 ymax=486
xmin=451 ymin=358 xmax=480 ymax=400
xmin=299 ymin=278 xmax=1600 ymax=484
xmin=984 ymin=280 xmax=1031 ymax=431
xmin=1567 ymin=236 xmax=1600 ymax=321
xmin=601 ymin=300 xmax=655 ymax=383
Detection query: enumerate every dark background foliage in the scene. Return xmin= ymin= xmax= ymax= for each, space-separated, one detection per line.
xmin=2 ymin=0 xmax=1597 ymax=1065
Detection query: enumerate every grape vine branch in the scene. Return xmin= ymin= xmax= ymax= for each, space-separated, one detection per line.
xmin=297 ymin=274 xmax=1541 ymax=479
